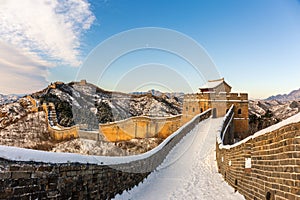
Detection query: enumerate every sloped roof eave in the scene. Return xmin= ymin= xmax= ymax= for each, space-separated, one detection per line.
xmin=199 ymin=79 xmax=231 ymax=90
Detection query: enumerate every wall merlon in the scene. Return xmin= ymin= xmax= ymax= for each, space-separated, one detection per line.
xmin=225 ymin=93 xmax=248 ymax=100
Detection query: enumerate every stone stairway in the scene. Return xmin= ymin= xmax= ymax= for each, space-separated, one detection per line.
xmin=48 ymin=104 xmax=58 ymax=126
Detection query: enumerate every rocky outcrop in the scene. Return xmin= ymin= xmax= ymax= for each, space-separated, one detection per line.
xmin=0 ymin=98 xmax=32 ymax=130
xmin=0 ymin=111 xmax=52 ymax=150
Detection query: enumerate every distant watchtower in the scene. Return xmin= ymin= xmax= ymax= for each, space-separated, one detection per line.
xmin=79 ymin=80 xmax=87 ymax=86
xmin=182 ymin=78 xmax=249 ymax=140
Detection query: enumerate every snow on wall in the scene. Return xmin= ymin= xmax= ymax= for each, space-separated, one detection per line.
xmin=219 ymin=111 xmax=300 ymax=149
xmin=216 ymin=107 xmax=300 ymax=199
xmin=216 ymin=104 xmax=234 ymax=145
xmin=0 ymin=109 xmax=212 ymax=199
xmin=0 ymin=109 xmax=211 ymax=166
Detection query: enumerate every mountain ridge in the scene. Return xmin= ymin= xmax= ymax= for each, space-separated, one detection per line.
xmin=266 ymin=88 xmax=300 ymax=101
xmin=30 ymin=81 xmax=183 ymax=129
xmin=248 ymin=99 xmax=300 ymax=134
xmin=0 ymin=94 xmax=24 ymax=105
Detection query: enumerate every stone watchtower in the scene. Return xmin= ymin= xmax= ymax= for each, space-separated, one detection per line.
xmin=182 ymin=78 xmax=249 ymax=140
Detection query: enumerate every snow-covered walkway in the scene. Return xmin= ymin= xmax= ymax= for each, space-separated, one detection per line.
xmin=114 ymin=117 xmax=245 ymax=200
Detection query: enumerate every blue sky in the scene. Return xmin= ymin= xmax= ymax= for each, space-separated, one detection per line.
xmin=1 ymin=0 xmax=300 ymax=99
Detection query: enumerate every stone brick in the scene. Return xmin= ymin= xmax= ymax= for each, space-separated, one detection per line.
xmin=9 ymin=164 xmax=21 ymax=171
xmin=0 ymin=172 xmax=11 ymax=179
xmin=11 ymin=172 xmax=31 ymax=179
xmin=1 ymin=111 xmax=300 ymax=200
xmin=284 ymin=192 xmax=296 ymax=200
xmin=31 ymin=171 xmax=44 ymax=178
xmin=13 ymin=186 xmax=28 ymax=195
xmin=37 ymin=165 xmax=53 ymax=172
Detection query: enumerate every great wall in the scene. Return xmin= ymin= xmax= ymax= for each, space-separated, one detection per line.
xmin=28 ymin=100 xmax=182 ymax=142
xmin=30 ymin=78 xmax=249 ymax=143
xmin=0 ymin=79 xmax=299 ymax=199
xmin=217 ymin=106 xmax=300 ymax=200
xmin=0 ymin=109 xmax=212 ymax=199
xmin=99 ymin=115 xmax=182 ymax=142
xmin=22 ymin=80 xmax=183 ymax=143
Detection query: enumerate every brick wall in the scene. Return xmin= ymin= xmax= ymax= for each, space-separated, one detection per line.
xmin=41 ymin=101 xmax=182 ymax=142
xmin=78 ymin=130 xmax=100 ymax=141
xmin=217 ymin=121 xmax=300 ymax=200
xmin=99 ymin=115 xmax=182 ymax=142
xmin=0 ymin=110 xmax=211 ymax=199
xmin=41 ymin=103 xmax=80 ymax=141
xmin=48 ymin=125 xmax=79 ymax=141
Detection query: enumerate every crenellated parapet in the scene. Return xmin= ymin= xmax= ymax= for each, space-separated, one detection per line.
xmin=184 ymin=92 xmax=248 ymax=102
xmin=225 ymin=93 xmax=248 ymax=101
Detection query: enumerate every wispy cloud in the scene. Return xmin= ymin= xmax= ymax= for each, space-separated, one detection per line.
xmin=0 ymin=41 xmax=49 ymax=94
xmin=0 ymin=0 xmax=95 ymax=94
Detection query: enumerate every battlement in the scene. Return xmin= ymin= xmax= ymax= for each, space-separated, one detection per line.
xmin=184 ymin=92 xmax=248 ymax=102
xmin=183 ymin=93 xmax=200 ymax=101
xmin=226 ymin=93 xmax=248 ymax=100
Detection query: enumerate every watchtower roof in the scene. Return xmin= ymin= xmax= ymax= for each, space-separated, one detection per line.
xmin=199 ymin=78 xmax=232 ymax=93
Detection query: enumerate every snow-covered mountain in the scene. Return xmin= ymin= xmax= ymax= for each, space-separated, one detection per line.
xmin=0 ymin=94 xmax=22 ymax=105
xmin=0 ymin=81 xmax=182 ymax=154
xmin=0 ymin=103 xmax=162 ymax=155
xmin=249 ymin=100 xmax=299 ymax=119
xmin=0 ymin=97 xmax=33 ymax=129
xmin=266 ymin=88 xmax=300 ymax=101
xmin=131 ymin=89 xmax=184 ymax=102
xmin=248 ymin=99 xmax=300 ymax=134
xmin=32 ymin=81 xmax=182 ymax=129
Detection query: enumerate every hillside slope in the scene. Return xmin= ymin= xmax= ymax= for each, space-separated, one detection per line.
xmin=248 ymin=100 xmax=300 ymax=134
xmin=32 ymin=81 xmax=182 ymax=129
xmin=0 ymin=94 xmax=21 ymax=105
xmin=0 ymin=97 xmax=33 ymax=129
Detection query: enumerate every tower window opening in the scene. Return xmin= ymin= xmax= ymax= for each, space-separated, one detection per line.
xmin=238 ymin=109 xmax=242 ymax=115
